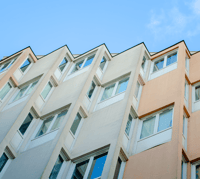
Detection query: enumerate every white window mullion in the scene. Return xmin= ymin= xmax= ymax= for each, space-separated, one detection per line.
xmin=163 ymin=55 xmax=167 ymax=68
xmin=83 ymin=156 xmax=94 ymax=179
xmin=154 ymin=114 xmax=159 ymax=134
xmin=48 ymin=114 xmax=58 ymax=132
xmin=81 ymin=58 xmax=88 ymax=69
xmin=112 ymin=82 xmax=119 ymax=96
xmin=23 ymin=83 xmax=32 ymax=96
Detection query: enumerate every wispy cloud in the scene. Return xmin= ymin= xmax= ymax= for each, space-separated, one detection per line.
xmin=191 ymin=0 xmax=200 ymax=14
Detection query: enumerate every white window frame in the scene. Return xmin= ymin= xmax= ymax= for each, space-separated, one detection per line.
xmin=184 ymin=79 xmax=189 ymax=108
xmin=185 ymin=54 xmax=189 ymax=75
xmin=86 ymin=80 xmax=97 ymax=100
xmin=140 ymin=55 xmax=148 ymax=78
xmin=67 ymin=151 xmax=108 ymax=179
xmin=0 ymin=151 xmax=12 ymax=178
xmin=40 ymin=81 xmax=54 ymax=102
xmin=35 ymin=111 xmax=67 ymax=139
xmin=18 ymin=56 xmax=33 ymax=75
xmin=139 ymin=106 xmax=174 ymax=141
xmin=181 ymin=156 xmax=187 ymax=179
xmin=124 ymin=114 xmax=134 ymax=139
xmin=149 ymin=49 xmax=178 ymax=80
xmin=9 ymin=80 xmax=38 ymax=103
xmin=133 ymin=81 xmax=143 ymax=110
xmin=0 ymin=57 xmax=17 ymax=74
xmin=192 ymin=82 xmax=200 ymax=112
xmin=0 ymin=81 xmax=13 ymax=104
xmin=191 ymin=160 xmax=200 ymax=179
xmin=99 ymin=77 xmax=129 ymax=103
xmin=70 ymin=54 xmax=95 ymax=74
xmin=182 ymin=113 xmax=188 ymax=150
xmin=57 ymin=57 xmax=69 ymax=74
xmin=99 ymin=56 xmax=109 ymax=73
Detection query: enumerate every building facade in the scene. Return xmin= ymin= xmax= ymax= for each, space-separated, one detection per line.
xmin=0 ymin=41 xmax=198 ymax=178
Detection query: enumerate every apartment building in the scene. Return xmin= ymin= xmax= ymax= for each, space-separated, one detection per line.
xmin=0 ymin=40 xmax=199 ymax=179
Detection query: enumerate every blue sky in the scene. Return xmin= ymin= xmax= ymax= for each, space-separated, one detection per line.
xmin=0 ymin=0 xmax=200 ymax=59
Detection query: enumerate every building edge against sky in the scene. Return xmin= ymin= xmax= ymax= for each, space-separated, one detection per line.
xmin=0 ymin=40 xmax=199 ymax=178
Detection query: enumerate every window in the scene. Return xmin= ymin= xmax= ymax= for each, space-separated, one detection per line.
xmin=140 ymin=108 xmax=173 ymax=139
xmin=49 ymin=155 xmax=64 ymax=179
xmin=181 ymin=157 xmax=187 ymax=179
xmin=113 ymin=157 xmax=122 ymax=179
xmin=196 ymin=164 xmax=200 ymax=179
xmin=59 ymin=57 xmax=68 ymax=72
xmin=0 ymin=82 xmax=12 ymax=101
xmin=99 ymin=57 xmax=107 ymax=71
xmin=134 ymin=81 xmax=141 ymax=98
xmin=71 ymin=54 xmax=95 ymax=74
xmin=185 ymin=55 xmax=189 ymax=73
xmin=0 ymin=57 xmax=17 ymax=74
xmin=141 ymin=56 xmax=147 ymax=70
xmin=87 ymin=81 xmax=96 ymax=99
xmin=125 ymin=115 xmax=133 ymax=136
xmin=152 ymin=52 xmax=178 ymax=73
xmin=195 ymin=86 xmax=200 ymax=101
xmin=101 ymin=77 xmax=129 ymax=101
xmin=183 ymin=116 xmax=186 ymax=136
xmin=35 ymin=110 xmax=68 ymax=138
xmin=70 ymin=113 xmax=82 ymax=135
xmin=0 ymin=153 xmax=8 ymax=172
xmin=71 ymin=152 xmax=108 ymax=179
xmin=20 ymin=58 xmax=31 ymax=73
xmin=13 ymin=80 xmax=38 ymax=102
xmin=19 ymin=113 xmax=33 ymax=135
xmin=41 ymin=82 xmax=53 ymax=100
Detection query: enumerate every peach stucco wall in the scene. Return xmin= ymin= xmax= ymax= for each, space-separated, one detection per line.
xmin=124 ymin=42 xmax=187 ymax=179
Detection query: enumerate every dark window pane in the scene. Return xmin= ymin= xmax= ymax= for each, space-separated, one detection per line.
xmin=49 ymin=155 xmax=64 ymax=179
xmin=83 ymin=55 xmax=95 ymax=68
xmin=19 ymin=113 xmax=33 ymax=135
xmin=72 ymin=60 xmax=84 ymax=73
xmin=113 ymin=157 xmax=122 ymax=179
xmin=0 ymin=62 xmax=10 ymax=73
xmin=87 ymin=81 xmax=96 ymax=99
xmin=141 ymin=56 xmax=146 ymax=69
xmin=59 ymin=58 xmax=68 ymax=72
xmin=125 ymin=115 xmax=133 ymax=136
xmin=166 ymin=53 xmax=177 ymax=66
xmin=88 ymin=153 xmax=108 ymax=179
xmin=153 ymin=59 xmax=164 ymax=72
xmin=72 ymin=160 xmax=89 ymax=179
xmin=99 ymin=57 xmax=106 ymax=71
xmin=70 ymin=113 xmax=82 ymax=135
xmin=20 ymin=58 xmax=31 ymax=72
xmin=0 ymin=153 xmax=8 ymax=172
xmin=195 ymin=86 xmax=200 ymax=101
xmin=0 ymin=83 xmax=12 ymax=100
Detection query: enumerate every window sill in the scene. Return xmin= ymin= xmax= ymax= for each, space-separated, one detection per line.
xmin=32 ymin=128 xmax=59 ymax=141
xmin=99 ymin=91 xmax=126 ymax=104
xmin=139 ymin=127 xmax=172 ymax=142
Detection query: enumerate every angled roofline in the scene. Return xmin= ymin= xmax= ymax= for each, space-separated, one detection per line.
xmin=151 ymin=40 xmax=192 ymax=57
xmin=0 ymin=46 xmax=38 ymax=62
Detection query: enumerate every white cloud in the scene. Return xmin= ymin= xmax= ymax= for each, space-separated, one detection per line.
xmin=192 ymin=0 xmax=200 ymax=14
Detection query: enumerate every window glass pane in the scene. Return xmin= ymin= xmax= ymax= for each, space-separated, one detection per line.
xmin=197 ymin=164 xmax=200 ymax=179
xmin=59 ymin=58 xmax=68 ymax=72
xmin=0 ymin=153 xmax=8 ymax=172
xmin=20 ymin=58 xmax=31 ymax=72
xmin=153 ymin=59 xmax=164 ymax=72
xmin=19 ymin=113 xmax=33 ymax=135
xmin=183 ymin=116 xmax=186 ymax=136
xmin=36 ymin=116 xmax=54 ymax=137
xmin=113 ymin=157 xmax=122 ymax=179
xmin=134 ymin=81 xmax=140 ymax=98
xmin=72 ymin=60 xmax=84 ymax=73
xmin=0 ymin=83 xmax=12 ymax=100
xmin=51 ymin=110 xmax=68 ymax=131
xmin=184 ymin=81 xmax=187 ymax=98
xmin=115 ymin=78 xmax=129 ymax=95
xmin=166 ymin=53 xmax=177 ymax=66
xmin=13 ymin=86 xmax=29 ymax=101
xmin=141 ymin=56 xmax=146 ymax=69
xmin=26 ymin=81 xmax=38 ymax=95
xmin=0 ymin=62 xmax=10 ymax=73
xmin=72 ymin=160 xmax=89 ymax=179
xmin=41 ymin=82 xmax=52 ymax=99
xmin=6 ymin=58 xmax=17 ymax=70
xmin=157 ymin=109 xmax=173 ymax=132
xmin=140 ymin=116 xmax=155 ymax=139
xmin=88 ymin=153 xmax=108 ymax=179
xmin=99 ymin=57 xmax=107 ymax=71
xmin=70 ymin=113 xmax=82 ymax=135
xmin=195 ymin=86 xmax=200 ymax=101
xmin=87 ymin=81 xmax=96 ymax=99
xmin=125 ymin=115 xmax=133 ymax=136
xmin=101 ymin=84 xmax=115 ymax=101
xmin=83 ymin=55 xmax=95 ymax=68
xmin=49 ymin=155 xmax=64 ymax=179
